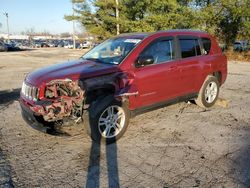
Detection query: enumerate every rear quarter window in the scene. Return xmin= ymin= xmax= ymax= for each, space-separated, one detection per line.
xmin=201 ymin=38 xmax=211 ymax=55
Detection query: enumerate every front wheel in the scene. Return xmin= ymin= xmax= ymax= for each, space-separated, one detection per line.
xmin=195 ymin=75 xmax=220 ymax=108
xmin=83 ymin=95 xmax=130 ymax=144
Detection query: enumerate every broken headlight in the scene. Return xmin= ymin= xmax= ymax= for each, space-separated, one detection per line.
xmin=21 ymin=81 xmax=39 ymax=101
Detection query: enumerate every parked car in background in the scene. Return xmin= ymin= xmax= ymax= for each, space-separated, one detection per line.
xmin=0 ymin=40 xmax=8 ymax=52
xmin=34 ymin=41 xmax=42 ymax=48
xmin=81 ymin=41 xmax=92 ymax=49
xmin=41 ymin=42 xmax=50 ymax=48
xmin=64 ymin=41 xmax=73 ymax=49
xmin=47 ymin=42 xmax=55 ymax=47
xmin=57 ymin=41 xmax=65 ymax=47
xmin=75 ymin=42 xmax=81 ymax=49
xmin=233 ymin=41 xmax=249 ymax=52
xmin=64 ymin=41 xmax=81 ymax=49
xmin=20 ymin=30 xmax=227 ymax=143
xmin=0 ymin=41 xmax=20 ymax=51
xmin=5 ymin=43 xmax=21 ymax=51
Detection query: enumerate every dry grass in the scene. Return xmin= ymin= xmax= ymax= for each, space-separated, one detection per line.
xmin=225 ymin=49 xmax=250 ymax=62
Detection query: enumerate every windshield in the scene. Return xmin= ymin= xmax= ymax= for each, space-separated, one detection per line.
xmin=81 ymin=37 xmax=142 ymax=65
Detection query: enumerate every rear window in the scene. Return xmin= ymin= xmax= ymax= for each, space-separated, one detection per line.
xmin=179 ymin=39 xmax=201 ymax=58
xmin=201 ymin=38 xmax=212 ymax=55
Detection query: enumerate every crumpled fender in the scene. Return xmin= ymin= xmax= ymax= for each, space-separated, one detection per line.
xmin=83 ymin=72 xmax=139 ymax=97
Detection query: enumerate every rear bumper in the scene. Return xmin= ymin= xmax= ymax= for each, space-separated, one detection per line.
xmin=20 ymin=99 xmax=51 ymax=133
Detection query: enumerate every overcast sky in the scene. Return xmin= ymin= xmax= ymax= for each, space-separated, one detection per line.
xmin=0 ymin=0 xmax=80 ymax=34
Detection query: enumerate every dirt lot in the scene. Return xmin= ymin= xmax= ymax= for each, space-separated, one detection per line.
xmin=0 ymin=48 xmax=250 ymax=187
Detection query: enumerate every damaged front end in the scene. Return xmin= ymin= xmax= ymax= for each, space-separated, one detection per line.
xmin=30 ymin=79 xmax=85 ymax=123
xmin=20 ymin=72 xmax=137 ymax=135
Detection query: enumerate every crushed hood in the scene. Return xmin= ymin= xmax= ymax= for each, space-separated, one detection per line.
xmin=26 ymin=59 xmax=119 ymax=86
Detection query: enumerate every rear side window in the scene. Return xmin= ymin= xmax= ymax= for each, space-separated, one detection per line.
xmin=201 ymin=38 xmax=211 ymax=55
xmin=179 ymin=39 xmax=201 ymax=58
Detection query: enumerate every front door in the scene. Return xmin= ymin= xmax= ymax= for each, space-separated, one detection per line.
xmin=134 ymin=37 xmax=179 ymax=107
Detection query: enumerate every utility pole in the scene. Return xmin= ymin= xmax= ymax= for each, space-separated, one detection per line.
xmin=72 ymin=2 xmax=76 ymax=49
xmin=115 ymin=0 xmax=120 ymax=35
xmin=3 ymin=12 xmax=10 ymax=43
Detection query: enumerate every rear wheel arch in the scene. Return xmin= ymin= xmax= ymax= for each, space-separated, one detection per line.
xmin=200 ymin=71 xmax=221 ymax=88
xmin=212 ymin=71 xmax=222 ymax=85
xmin=195 ymin=75 xmax=219 ymax=108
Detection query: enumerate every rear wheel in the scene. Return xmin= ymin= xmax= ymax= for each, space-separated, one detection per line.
xmin=195 ymin=75 xmax=219 ymax=108
xmin=84 ymin=95 xmax=130 ymax=144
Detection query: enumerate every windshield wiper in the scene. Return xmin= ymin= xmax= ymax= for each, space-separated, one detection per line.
xmin=81 ymin=57 xmax=103 ymax=63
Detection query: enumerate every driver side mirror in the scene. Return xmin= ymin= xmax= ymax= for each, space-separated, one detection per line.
xmin=136 ymin=55 xmax=154 ymax=68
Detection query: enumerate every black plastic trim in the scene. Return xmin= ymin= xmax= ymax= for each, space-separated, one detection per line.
xmin=20 ymin=100 xmax=50 ymax=133
xmin=130 ymin=93 xmax=198 ymax=117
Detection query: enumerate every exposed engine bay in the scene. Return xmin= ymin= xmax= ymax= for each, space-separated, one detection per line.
xmin=31 ymin=79 xmax=84 ymax=122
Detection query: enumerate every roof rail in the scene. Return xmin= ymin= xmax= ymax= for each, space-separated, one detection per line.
xmin=157 ymin=29 xmax=207 ymax=33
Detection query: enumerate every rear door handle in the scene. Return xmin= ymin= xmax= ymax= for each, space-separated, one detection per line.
xmin=170 ymin=65 xmax=177 ymax=70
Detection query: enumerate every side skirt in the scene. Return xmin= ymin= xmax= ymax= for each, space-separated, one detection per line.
xmin=130 ymin=93 xmax=198 ymax=118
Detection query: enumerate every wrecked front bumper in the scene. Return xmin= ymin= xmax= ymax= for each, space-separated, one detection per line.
xmin=20 ymin=98 xmax=53 ymax=133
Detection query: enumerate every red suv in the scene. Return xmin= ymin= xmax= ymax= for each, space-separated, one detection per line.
xmin=20 ymin=30 xmax=227 ymax=143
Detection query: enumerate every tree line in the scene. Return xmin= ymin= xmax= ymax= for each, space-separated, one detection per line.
xmin=65 ymin=0 xmax=250 ymax=45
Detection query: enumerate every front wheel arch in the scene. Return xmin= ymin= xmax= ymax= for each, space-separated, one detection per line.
xmin=83 ymin=95 xmax=130 ymax=144
xmin=84 ymin=85 xmax=116 ymax=106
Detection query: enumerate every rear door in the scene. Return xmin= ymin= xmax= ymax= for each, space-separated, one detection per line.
xmin=134 ymin=37 xmax=179 ymax=107
xmin=175 ymin=36 xmax=203 ymax=95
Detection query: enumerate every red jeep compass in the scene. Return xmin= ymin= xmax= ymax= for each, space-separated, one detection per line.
xmin=20 ymin=30 xmax=227 ymax=143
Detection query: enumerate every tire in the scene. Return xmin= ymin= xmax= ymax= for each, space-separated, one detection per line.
xmin=83 ymin=95 xmax=130 ymax=144
xmin=195 ymin=75 xmax=220 ymax=108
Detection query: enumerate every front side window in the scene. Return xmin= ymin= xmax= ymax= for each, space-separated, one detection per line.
xmin=179 ymin=39 xmax=201 ymax=58
xmin=81 ymin=37 xmax=142 ymax=65
xmin=140 ymin=39 xmax=174 ymax=64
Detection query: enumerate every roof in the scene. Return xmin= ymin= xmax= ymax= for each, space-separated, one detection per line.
xmin=116 ymin=29 xmax=208 ymax=39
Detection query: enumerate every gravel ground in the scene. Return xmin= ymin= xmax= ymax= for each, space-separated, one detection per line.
xmin=0 ymin=48 xmax=250 ymax=187
xmin=0 ymin=149 xmax=14 ymax=188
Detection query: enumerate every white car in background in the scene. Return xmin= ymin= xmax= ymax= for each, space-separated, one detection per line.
xmin=81 ymin=41 xmax=91 ymax=49
xmin=64 ymin=42 xmax=74 ymax=49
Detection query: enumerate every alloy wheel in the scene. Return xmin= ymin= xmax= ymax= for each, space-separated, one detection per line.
xmin=98 ymin=105 xmax=125 ymax=138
